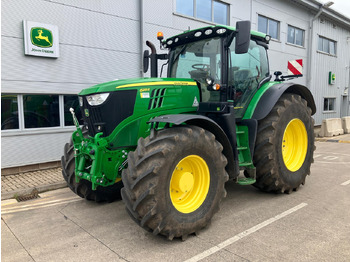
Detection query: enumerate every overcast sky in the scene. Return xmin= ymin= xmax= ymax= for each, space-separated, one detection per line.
xmin=318 ymin=0 xmax=350 ymax=18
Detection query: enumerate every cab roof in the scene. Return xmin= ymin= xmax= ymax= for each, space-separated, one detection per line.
xmin=164 ymin=25 xmax=268 ymax=49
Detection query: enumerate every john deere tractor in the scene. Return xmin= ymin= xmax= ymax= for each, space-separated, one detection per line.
xmin=62 ymin=21 xmax=316 ymax=240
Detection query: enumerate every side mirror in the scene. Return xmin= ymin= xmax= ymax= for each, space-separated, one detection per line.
xmin=143 ymin=50 xmax=149 ymax=73
xmin=274 ymin=71 xmax=282 ymax=81
xmin=235 ymin=21 xmax=251 ymax=54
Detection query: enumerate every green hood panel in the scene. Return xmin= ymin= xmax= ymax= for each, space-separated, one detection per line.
xmin=79 ymin=77 xmax=197 ymax=95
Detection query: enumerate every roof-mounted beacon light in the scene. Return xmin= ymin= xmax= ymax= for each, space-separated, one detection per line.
xmin=157 ymin=32 xmax=164 ymax=41
xmin=157 ymin=31 xmax=165 ymax=49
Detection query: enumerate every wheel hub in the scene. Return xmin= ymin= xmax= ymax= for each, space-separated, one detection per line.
xmin=172 ymin=171 xmax=194 ymax=193
xmin=169 ymin=155 xmax=210 ymax=214
xmin=282 ymin=118 xmax=308 ymax=172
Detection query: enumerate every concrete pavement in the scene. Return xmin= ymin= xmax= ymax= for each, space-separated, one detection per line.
xmin=1 ymin=139 xmax=350 ymax=261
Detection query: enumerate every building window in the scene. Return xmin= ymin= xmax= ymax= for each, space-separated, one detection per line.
xmin=176 ymin=0 xmax=194 ymax=16
xmin=258 ymin=15 xmax=279 ymax=40
xmin=213 ymin=1 xmax=228 ymax=25
xmin=176 ymin=0 xmax=229 ymax=25
xmin=1 ymin=94 xmax=19 ymax=130
xmin=1 ymin=93 xmax=82 ymax=131
xmin=23 ymin=95 xmax=60 ymax=128
xmin=287 ymin=25 xmax=305 ymax=46
xmin=318 ymin=36 xmax=336 ymax=55
xmin=197 ymin=0 xmax=211 ymax=21
xmin=323 ymin=98 xmax=336 ymax=112
xmin=64 ymin=95 xmax=82 ymax=126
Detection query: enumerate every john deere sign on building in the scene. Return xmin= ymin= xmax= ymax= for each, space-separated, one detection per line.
xmin=23 ymin=21 xmax=59 ymax=58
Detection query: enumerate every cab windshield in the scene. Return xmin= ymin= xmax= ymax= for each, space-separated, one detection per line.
xmin=168 ymin=37 xmax=222 ymax=102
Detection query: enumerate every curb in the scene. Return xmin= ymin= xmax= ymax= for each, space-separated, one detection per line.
xmin=1 ymin=182 xmax=67 ymax=201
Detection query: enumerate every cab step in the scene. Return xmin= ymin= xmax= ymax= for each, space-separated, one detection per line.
xmin=239 ymin=162 xmax=253 ymax=167
xmin=237 ymin=177 xmax=256 ymax=185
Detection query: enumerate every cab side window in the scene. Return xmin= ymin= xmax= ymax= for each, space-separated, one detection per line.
xmin=229 ymin=40 xmax=269 ymax=116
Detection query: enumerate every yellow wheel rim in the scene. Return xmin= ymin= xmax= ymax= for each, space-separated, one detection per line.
xmin=169 ymin=155 xmax=210 ymax=214
xmin=282 ymin=119 xmax=308 ymax=172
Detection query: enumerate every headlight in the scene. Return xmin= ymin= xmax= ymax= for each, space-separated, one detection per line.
xmin=78 ymin=96 xmax=83 ymax=107
xmin=206 ymin=77 xmax=214 ymax=86
xmin=86 ymin=93 xmax=110 ymax=106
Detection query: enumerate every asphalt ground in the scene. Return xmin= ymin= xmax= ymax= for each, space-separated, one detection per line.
xmin=1 ymin=139 xmax=350 ymax=262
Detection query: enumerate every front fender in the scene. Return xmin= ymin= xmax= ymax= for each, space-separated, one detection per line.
xmin=149 ymin=114 xmax=236 ymax=178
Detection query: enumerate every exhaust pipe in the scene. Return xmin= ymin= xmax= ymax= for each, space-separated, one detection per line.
xmin=146 ymin=41 xmax=158 ymax=78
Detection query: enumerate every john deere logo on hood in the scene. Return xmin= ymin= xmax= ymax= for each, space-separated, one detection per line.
xmin=31 ymin=27 xmax=53 ymax=48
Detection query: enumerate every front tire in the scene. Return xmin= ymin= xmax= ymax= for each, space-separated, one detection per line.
xmin=253 ymin=93 xmax=315 ymax=193
xmin=61 ymin=129 xmax=123 ymax=202
xmin=121 ymin=126 xmax=228 ymax=240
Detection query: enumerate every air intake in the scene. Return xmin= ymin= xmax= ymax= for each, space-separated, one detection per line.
xmin=148 ymin=88 xmax=166 ymax=110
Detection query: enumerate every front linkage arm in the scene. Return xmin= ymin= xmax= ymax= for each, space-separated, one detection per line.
xmin=69 ymin=108 xmax=128 ymax=190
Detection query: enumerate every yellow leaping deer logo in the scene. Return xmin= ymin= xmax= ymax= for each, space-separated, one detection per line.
xmin=31 ymin=27 xmax=53 ymax=48
xmin=35 ymin=30 xmax=52 ymax=45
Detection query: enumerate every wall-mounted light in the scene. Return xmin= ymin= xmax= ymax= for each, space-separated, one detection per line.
xmin=323 ymin=1 xmax=334 ymax=7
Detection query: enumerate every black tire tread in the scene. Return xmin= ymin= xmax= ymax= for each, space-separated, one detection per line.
xmin=253 ymin=93 xmax=315 ymax=193
xmin=122 ymin=126 xmax=228 ymax=239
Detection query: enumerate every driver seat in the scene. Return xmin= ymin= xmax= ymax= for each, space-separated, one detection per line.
xmin=234 ymin=70 xmax=252 ymax=88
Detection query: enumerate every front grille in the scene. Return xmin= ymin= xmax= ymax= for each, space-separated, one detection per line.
xmin=81 ymin=90 xmax=137 ymax=137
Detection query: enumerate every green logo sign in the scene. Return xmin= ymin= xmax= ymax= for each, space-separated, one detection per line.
xmin=30 ymin=27 xmax=53 ymax=48
xmin=84 ymin=109 xmax=90 ymax=117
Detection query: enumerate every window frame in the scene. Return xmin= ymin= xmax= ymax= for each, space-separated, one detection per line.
xmin=318 ymin=35 xmax=337 ymax=56
xmin=1 ymin=93 xmax=82 ymax=134
xmin=287 ymin=24 xmax=305 ymax=47
xmin=175 ymin=0 xmax=229 ymax=25
xmin=323 ymin=97 xmax=336 ymax=112
xmin=257 ymin=14 xmax=280 ymax=40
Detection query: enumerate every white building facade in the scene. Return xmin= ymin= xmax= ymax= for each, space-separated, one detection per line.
xmin=2 ymin=0 xmax=350 ymax=168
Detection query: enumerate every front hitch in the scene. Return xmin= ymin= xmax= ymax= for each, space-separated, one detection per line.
xmin=69 ymin=108 xmax=129 ymax=190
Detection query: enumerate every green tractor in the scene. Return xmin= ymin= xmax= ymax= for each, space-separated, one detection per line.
xmin=62 ymin=21 xmax=316 ymax=240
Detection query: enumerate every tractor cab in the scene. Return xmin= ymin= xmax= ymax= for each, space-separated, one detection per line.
xmin=162 ymin=23 xmax=271 ymax=118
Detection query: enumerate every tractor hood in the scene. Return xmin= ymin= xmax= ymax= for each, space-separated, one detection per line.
xmin=79 ymin=77 xmax=197 ymax=95
xmin=77 ymin=77 xmax=200 ymax=139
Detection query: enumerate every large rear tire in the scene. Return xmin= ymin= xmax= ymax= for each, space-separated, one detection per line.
xmin=61 ymin=128 xmax=123 ymax=202
xmin=121 ymin=126 xmax=228 ymax=240
xmin=253 ymin=93 xmax=315 ymax=193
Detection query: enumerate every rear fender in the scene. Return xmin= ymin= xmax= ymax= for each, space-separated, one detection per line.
xmin=252 ymin=83 xmax=316 ymax=120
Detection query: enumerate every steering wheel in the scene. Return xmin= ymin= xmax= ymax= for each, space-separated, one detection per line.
xmin=192 ymin=64 xmax=210 ymax=71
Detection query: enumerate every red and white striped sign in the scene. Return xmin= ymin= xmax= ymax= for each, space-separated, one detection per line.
xmin=288 ymin=59 xmax=303 ymax=75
